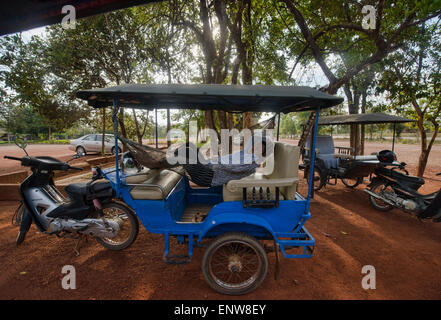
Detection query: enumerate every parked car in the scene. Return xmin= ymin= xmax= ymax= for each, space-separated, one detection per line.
xmin=69 ymin=134 xmax=121 ymax=155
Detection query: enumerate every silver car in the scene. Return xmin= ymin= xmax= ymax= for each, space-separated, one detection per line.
xmin=69 ymin=134 xmax=121 ymax=155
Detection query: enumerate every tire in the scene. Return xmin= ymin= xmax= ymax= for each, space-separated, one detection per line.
xmin=202 ymin=232 xmax=268 ymax=295
xmin=111 ymin=146 xmax=122 ymax=155
xmin=76 ymin=146 xmax=86 ymax=155
xmin=306 ymin=165 xmax=325 ymax=191
xmin=368 ymin=180 xmax=394 ymax=212
xmin=95 ymin=202 xmax=139 ymax=251
xmin=341 ymin=177 xmax=363 ymax=188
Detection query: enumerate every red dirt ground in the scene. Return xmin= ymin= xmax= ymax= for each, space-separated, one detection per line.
xmin=0 ymin=142 xmax=440 ymax=299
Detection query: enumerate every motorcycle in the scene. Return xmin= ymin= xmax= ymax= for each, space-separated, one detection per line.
xmin=6 ymin=142 xmax=139 ymax=252
xmin=365 ymin=161 xmax=441 ymax=222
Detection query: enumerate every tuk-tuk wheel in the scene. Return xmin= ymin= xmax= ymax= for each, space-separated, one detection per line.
xmin=202 ymin=232 xmax=268 ymax=295
xmin=306 ymin=165 xmax=325 ymax=191
xmin=341 ymin=177 xmax=363 ymax=188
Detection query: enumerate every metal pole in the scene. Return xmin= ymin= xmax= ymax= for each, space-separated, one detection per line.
xmin=276 ymin=112 xmax=281 ymax=141
xmin=155 ymin=108 xmax=158 ymax=149
xmin=392 ymin=122 xmax=396 ymax=152
xmin=112 ymin=99 xmax=120 ymax=198
xmin=306 ymin=108 xmax=320 ymax=213
xmin=354 ymin=124 xmax=358 ymax=156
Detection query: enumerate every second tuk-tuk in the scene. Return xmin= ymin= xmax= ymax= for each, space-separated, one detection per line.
xmin=302 ymin=113 xmax=414 ymax=191
xmin=76 ymin=84 xmax=343 ymax=295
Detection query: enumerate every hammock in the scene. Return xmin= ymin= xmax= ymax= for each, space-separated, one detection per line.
xmin=118 ymin=134 xmax=173 ymax=170
xmin=117 ymin=134 xmax=263 ymax=187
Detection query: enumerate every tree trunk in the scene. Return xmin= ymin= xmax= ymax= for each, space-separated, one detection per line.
xmin=118 ymin=108 xmax=128 ymax=152
xmin=416 ymin=118 xmax=439 ymax=177
xmin=132 ymin=109 xmax=143 ymax=144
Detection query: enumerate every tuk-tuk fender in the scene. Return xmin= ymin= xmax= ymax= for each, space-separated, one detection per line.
xmin=198 ymin=213 xmax=276 ymax=242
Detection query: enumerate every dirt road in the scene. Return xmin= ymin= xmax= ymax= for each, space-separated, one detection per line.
xmin=0 ymin=140 xmax=440 ymax=299
xmin=0 ymin=144 xmax=97 ymax=174
xmin=0 ymin=176 xmax=440 ymax=300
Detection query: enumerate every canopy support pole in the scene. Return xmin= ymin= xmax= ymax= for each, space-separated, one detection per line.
xmin=276 ymin=112 xmax=281 ymax=141
xmin=354 ymin=124 xmax=358 ymax=156
xmin=155 ymin=109 xmax=158 ymax=149
xmin=392 ymin=122 xmax=396 ymax=152
xmin=306 ymin=107 xmax=320 ymax=212
xmin=112 ymin=99 xmax=120 ymax=198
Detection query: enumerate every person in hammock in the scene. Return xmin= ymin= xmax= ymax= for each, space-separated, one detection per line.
xmin=176 ymin=134 xmax=272 ymax=187
xmin=119 ymin=133 xmax=272 ymax=187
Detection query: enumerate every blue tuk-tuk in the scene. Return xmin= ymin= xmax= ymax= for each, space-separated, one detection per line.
xmin=76 ymin=84 xmax=343 ymax=295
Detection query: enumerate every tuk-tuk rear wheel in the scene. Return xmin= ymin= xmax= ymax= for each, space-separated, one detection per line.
xmin=341 ymin=177 xmax=363 ymax=188
xmin=202 ymin=232 xmax=268 ymax=295
xmin=306 ymin=165 xmax=325 ymax=191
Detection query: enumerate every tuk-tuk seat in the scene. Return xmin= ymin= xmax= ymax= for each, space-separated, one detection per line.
xmin=305 ymin=135 xmax=347 ymax=169
xmin=223 ymin=142 xmax=300 ymax=201
xmin=126 ymin=169 xmax=183 ymax=200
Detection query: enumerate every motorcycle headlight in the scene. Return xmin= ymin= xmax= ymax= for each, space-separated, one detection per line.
xmin=122 ymin=152 xmax=140 ymax=174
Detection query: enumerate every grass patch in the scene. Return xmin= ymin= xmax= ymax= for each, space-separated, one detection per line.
xmin=0 ymin=139 xmax=70 ymax=145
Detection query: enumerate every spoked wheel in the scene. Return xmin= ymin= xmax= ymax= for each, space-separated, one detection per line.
xmin=202 ymin=232 xmax=268 ymax=295
xmin=368 ymin=181 xmax=395 ymax=212
xmin=95 ymin=202 xmax=139 ymax=251
xmin=306 ymin=165 xmax=325 ymax=191
xmin=341 ymin=177 xmax=363 ymax=188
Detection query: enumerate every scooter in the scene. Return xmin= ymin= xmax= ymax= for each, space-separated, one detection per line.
xmin=6 ymin=142 xmax=139 ymax=252
xmin=365 ymin=162 xmax=441 ymax=222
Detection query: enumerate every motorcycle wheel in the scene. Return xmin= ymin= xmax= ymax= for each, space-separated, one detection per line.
xmin=96 ymin=202 xmax=139 ymax=251
xmin=341 ymin=177 xmax=363 ymax=188
xmin=368 ymin=181 xmax=394 ymax=212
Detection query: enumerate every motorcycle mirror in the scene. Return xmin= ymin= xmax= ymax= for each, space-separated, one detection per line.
xmin=14 ymin=136 xmax=29 ymax=156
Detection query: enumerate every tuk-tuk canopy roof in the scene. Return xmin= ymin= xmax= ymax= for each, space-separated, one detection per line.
xmin=76 ymin=84 xmax=343 ymax=113
xmin=318 ymin=113 xmax=415 ymax=125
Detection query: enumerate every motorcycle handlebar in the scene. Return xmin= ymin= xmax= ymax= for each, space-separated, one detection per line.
xmin=4 ymin=156 xmax=22 ymax=161
xmin=4 ymin=155 xmax=82 ymax=172
xmin=69 ymin=166 xmax=83 ymax=171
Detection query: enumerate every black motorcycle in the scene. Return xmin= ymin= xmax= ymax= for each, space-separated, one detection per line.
xmin=6 ymin=147 xmax=139 ymax=252
xmin=365 ymin=161 xmax=441 ymax=222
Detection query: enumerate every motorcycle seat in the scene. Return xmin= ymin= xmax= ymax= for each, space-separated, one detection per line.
xmin=65 ymin=183 xmax=88 ymax=195
xmin=391 ymin=170 xmax=424 ymax=184
xmin=65 ymin=182 xmax=113 ymax=197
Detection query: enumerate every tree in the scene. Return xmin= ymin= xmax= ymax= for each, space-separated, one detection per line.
xmin=280 ymin=114 xmax=297 ymax=138
xmin=377 ymin=23 xmax=441 ymax=176
xmin=0 ymin=34 xmax=87 ymax=135
xmin=276 ymin=0 xmax=440 ymax=149
xmin=167 ymin=0 xmax=284 ymax=135
xmin=279 ymin=0 xmax=440 ymax=93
